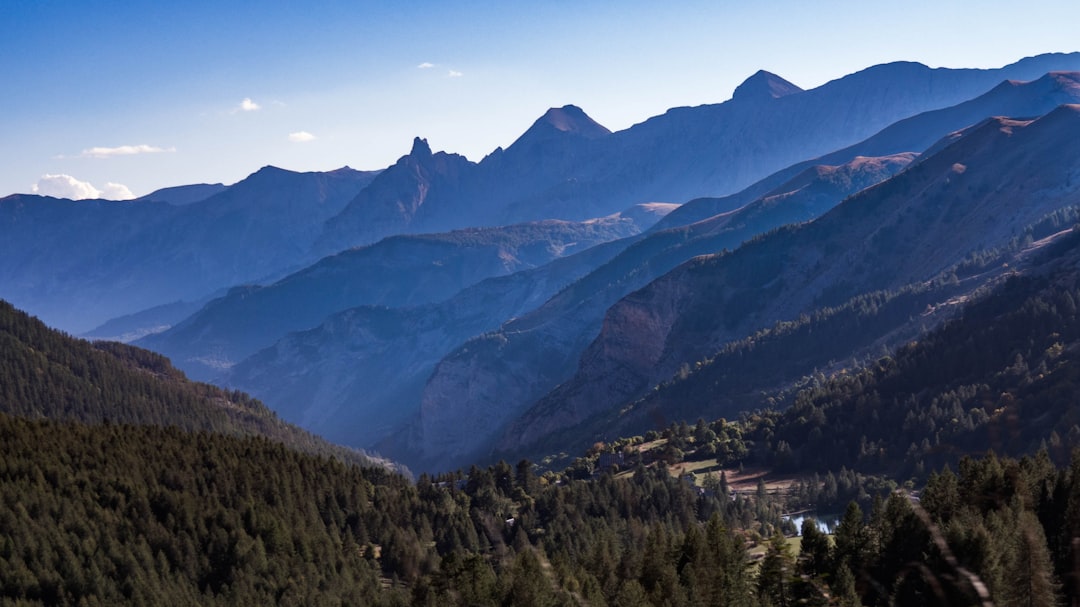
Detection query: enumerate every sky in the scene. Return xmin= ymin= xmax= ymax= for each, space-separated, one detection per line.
xmin=2 ymin=0 xmax=1079 ymax=200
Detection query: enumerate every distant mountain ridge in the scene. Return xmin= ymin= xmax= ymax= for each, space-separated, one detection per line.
xmin=8 ymin=55 xmax=1080 ymax=475
xmin=5 ymin=54 xmax=1080 ymax=335
xmin=0 ymin=167 xmax=379 ymax=332
xmin=175 ymin=66 xmax=1080 ymax=471
xmin=135 ymin=182 xmax=228 ymax=205
xmin=140 ymin=214 xmax=651 ymax=381
xmin=320 ymin=53 xmax=1080 ymax=251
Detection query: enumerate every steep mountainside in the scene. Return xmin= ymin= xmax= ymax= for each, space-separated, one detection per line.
xmin=766 ymin=229 xmax=1080 ymax=474
xmin=0 ymin=166 xmax=378 ymax=333
xmin=142 ymin=215 xmax=646 ymax=381
xmin=515 ymin=215 xmax=1080 ymax=461
xmin=496 ymin=105 xmax=1080 ymax=461
xmin=390 ymin=153 xmax=915 ymax=468
xmin=220 ymin=235 xmax=637 ymax=447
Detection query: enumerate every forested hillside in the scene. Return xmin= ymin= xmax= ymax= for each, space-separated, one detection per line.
xmin=4 ymin=413 xmax=1080 ymax=605
xmin=0 ymin=301 xmax=379 ymax=468
xmin=3 ymin=288 xmax=1080 ymax=604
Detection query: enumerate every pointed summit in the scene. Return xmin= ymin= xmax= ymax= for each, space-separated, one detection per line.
xmin=731 ymin=70 xmax=803 ymax=102
xmin=535 ymin=105 xmax=612 ymax=138
xmin=409 ymin=137 xmax=433 ymax=158
xmin=508 ymin=105 xmax=611 ymax=149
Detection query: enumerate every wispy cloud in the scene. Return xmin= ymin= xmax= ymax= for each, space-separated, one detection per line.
xmin=288 ymin=131 xmax=316 ymax=143
xmin=237 ymin=97 xmax=261 ymax=112
xmin=32 ymin=174 xmax=134 ymax=200
xmin=78 ymin=144 xmax=175 ymax=159
xmin=448 ymin=70 xmax=463 ymax=78
xmin=417 ymin=62 xmax=435 ymax=69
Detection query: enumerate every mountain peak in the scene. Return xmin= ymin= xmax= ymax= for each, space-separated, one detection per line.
xmin=242 ymin=165 xmax=298 ymax=186
xmin=252 ymin=165 xmax=290 ymax=176
xmin=410 ymin=137 xmax=433 ymax=158
xmin=509 ymin=105 xmax=611 ymax=147
xmin=731 ymin=70 xmax=803 ymax=102
xmin=535 ymin=105 xmax=612 ymax=138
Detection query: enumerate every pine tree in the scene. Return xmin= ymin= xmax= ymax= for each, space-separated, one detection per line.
xmin=757 ymin=532 xmax=794 ymax=607
xmin=831 ymin=502 xmax=869 ymax=578
xmin=797 ymin=518 xmax=831 ymax=580
xmin=998 ymin=510 xmax=1059 ymax=607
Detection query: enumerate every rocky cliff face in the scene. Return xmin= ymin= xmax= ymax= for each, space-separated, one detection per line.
xmin=498 ymin=105 xmax=1080 ymax=457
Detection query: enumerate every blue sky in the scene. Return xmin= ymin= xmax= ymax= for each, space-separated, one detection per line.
xmin=2 ymin=0 xmax=1078 ymax=199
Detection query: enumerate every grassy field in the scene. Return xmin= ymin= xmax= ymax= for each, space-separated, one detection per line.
xmin=748 ymin=535 xmax=803 ymax=560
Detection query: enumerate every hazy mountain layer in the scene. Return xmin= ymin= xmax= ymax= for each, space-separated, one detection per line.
xmin=142 ymin=214 xmax=652 ymax=381
xmin=220 ymin=237 xmax=635 ymax=446
xmin=0 ymin=167 xmax=378 ymax=332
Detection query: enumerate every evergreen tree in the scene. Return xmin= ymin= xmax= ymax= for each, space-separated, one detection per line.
xmin=797 ymin=519 xmax=830 ymax=579
xmin=757 ymin=532 xmax=794 ymax=607
xmin=999 ymin=510 xmax=1060 ymax=607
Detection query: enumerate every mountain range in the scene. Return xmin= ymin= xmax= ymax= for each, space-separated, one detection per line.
xmin=386 ymin=71 xmax=1080 ymax=470
xmin=6 ymin=54 xmax=1080 ymax=337
xmin=0 ymin=167 xmax=379 ymax=332
xmin=492 ymin=104 xmax=1080 ymax=462
xmin=5 ymin=54 xmax=1080 ymax=474
xmin=138 ymin=212 xmax=658 ymax=381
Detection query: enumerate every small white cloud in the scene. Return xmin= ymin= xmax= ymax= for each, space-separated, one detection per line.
xmin=288 ymin=131 xmax=316 ymax=143
xmin=31 ymin=174 xmax=135 ymax=200
xmin=32 ymin=174 xmax=100 ymax=199
xmin=417 ymin=62 xmax=435 ymax=69
xmin=238 ymin=97 xmax=261 ymax=112
xmin=79 ymin=144 xmax=175 ymax=159
xmin=448 ymin=70 xmax=463 ymax=78
xmin=101 ymin=182 xmax=135 ymax=200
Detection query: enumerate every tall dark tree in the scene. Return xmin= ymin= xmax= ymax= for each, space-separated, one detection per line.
xmin=757 ymin=532 xmax=794 ymax=607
